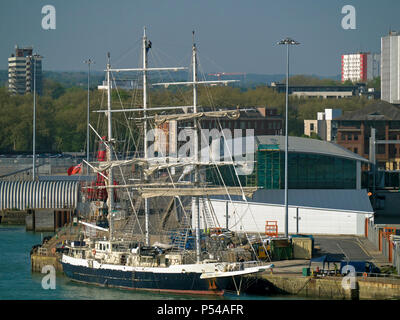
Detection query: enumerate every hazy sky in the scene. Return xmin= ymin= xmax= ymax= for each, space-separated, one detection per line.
xmin=0 ymin=0 xmax=399 ymax=76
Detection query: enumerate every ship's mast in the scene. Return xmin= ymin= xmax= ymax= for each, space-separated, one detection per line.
xmin=106 ymin=52 xmax=114 ymax=240
xmin=143 ymin=27 xmax=150 ymax=246
xmin=97 ymin=29 xmax=186 ymax=246
xmin=192 ymin=32 xmax=201 ymax=264
xmin=150 ymin=32 xmax=238 ymax=263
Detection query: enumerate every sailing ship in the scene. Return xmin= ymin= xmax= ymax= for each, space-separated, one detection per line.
xmin=61 ymin=28 xmax=273 ymax=296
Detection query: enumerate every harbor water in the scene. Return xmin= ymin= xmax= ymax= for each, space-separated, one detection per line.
xmin=0 ymin=225 xmax=305 ymax=300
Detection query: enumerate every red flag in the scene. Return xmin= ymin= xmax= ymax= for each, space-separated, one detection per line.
xmin=67 ymin=163 xmax=82 ymax=176
xmin=97 ymin=136 xmax=107 ymax=161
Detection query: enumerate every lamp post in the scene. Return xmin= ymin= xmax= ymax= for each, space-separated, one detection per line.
xmin=278 ymin=37 xmax=300 ymax=238
xmin=32 ymin=54 xmax=43 ymax=181
xmin=32 ymin=55 xmax=36 ymax=181
xmin=84 ymin=59 xmax=94 ymax=175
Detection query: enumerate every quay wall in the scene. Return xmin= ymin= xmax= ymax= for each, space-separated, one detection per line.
xmin=31 ymin=254 xmax=63 ymax=273
xmin=0 ymin=210 xmax=27 ymax=225
xmin=258 ymin=274 xmax=400 ymax=300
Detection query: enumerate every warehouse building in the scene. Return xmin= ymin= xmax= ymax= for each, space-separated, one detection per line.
xmin=202 ymin=135 xmax=373 ymax=236
xmin=205 ymin=189 xmax=373 ymax=236
xmin=207 ymin=135 xmax=369 ymax=190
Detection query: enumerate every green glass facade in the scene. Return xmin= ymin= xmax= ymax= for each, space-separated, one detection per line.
xmin=206 ymin=148 xmax=357 ymax=190
xmin=256 ymin=150 xmax=357 ymax=189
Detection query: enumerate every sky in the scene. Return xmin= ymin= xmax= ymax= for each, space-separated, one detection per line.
xmin=0 ymin=0 xmax=399 ymax=77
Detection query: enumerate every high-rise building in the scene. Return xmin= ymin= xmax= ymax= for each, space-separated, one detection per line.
xmin=381 ymin=31 xmax=400 ymax=104
xmin=8 ymin=45 xmax=42 ymax=95
xmin=341 ymin=52 xmax=380 ymax=83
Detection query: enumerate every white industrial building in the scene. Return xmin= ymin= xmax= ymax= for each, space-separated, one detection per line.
xmin=202 ymin=190 xmax=373 ymax=236
xmin=193 ymin=135 xmax=373 ymax=236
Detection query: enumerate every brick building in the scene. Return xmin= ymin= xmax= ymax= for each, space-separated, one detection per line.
xmin=335 ymin=101 xmax=400 ymax=170
xmin=200 ymin=107 xmax=283 ymax=136
xmin=154 ymin=107 xmax=283 ymax=156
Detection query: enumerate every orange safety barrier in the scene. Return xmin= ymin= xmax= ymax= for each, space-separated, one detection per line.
xmin=265 ymin=221 xmax=278 ymax=237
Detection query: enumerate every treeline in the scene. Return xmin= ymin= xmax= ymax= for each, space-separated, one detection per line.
xmin=0 ymin=76 xmax=375 ymax=153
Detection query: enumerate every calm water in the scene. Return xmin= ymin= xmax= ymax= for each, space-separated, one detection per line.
xmin=0 ymin=225 xmax=304 ymax=300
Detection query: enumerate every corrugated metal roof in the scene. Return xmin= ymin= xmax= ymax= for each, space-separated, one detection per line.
xmin=213 ymin=189 xmax=374 ymax=213
xmin=256 ymin=135 xmax=369 ymax=163
xmin=0 ymin=181 xmax=79 ymax=210
xmin=38 ymin=175 xmax=96 ymax=182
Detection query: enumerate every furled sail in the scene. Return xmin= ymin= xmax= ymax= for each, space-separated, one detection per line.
xmin=144 ymin=160 xmax=252 ymax=176
xmin=90 ymin=158 xmax=149 ymax=173
xmin=138 ymin=186 xmax=257 ymax=198
xmin=154 ymin=109 xmax=240 ymax=125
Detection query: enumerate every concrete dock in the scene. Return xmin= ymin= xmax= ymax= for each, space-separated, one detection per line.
xmin=255 ymin=272 xmax=400 ymax=300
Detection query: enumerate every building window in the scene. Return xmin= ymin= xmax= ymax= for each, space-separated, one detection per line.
xmin=354 ymin=148 xmax=358 ymax=154
xmin=310 ymin=123 xmax=314 ymax=131
xmin=348 ymin=134 xmax=352 ymax=140
xmin=354 ymin=134 xmax=358 ymax=140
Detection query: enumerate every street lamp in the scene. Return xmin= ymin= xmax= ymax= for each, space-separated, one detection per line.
xmin=84 ymin=59 xmax=94 ymax=175
xmin=33 ymin=55 xmax=36 ymax=181
xmin=32 ymin=54 xmax=42 ymax=181
xmin=277 ymin=37 xmax=300 ymax=238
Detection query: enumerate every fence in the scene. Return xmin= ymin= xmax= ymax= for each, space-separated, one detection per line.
xmin=367 ymin=219 xmax=400 ymax=272
xmin=393 ymin=238 xmax=400 ymax=274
